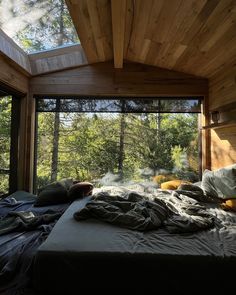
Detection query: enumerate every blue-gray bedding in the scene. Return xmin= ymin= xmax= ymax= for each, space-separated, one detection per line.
xmin=0 ymin=191 xmax=69 ymax=295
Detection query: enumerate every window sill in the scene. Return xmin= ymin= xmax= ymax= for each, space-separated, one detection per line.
xmin=202 ymin=120 xmax=236 ymax=130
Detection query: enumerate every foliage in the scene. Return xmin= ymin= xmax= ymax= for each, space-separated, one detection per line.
xmin=0 ymin=97 xmax=200 ymax=193
xmin=0 ymin=97 xmax=11 ymax=193
xmin=36 ymin=112 xmax=200 ymax=189
xmin=171 ymin=145 xmax=188 ymax=170
xmin=0 ymin=0 xmax=79 ymax=53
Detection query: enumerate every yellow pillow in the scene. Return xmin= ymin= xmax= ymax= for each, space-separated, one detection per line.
xmin=223 ymin=199 xmax=236 ymax=212
xmin=161 ymin=180 xmax=191 ymax=190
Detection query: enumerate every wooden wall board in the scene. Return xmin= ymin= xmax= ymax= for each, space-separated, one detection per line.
xmin=208 ymin=59 xmax=236 ymax=170
xmin=0 ymin=55 xmax=29 ymax=94
xmin=30 ymin=62 xmax=208 ymax=96
xmin=0 ymin=29 xmax=31 ymax=74
xmin=65 ymin=0 xmax=113 ymax=63
xmin=210 ymin=127 xmax=236 ymax=170
xmin=111 ymin=0 xmax=126 ymax=68
xmin=209 ymin=63 xmax=236 ymax=111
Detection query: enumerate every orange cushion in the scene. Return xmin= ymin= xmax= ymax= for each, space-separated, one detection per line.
xmin=161 ymin=180 xmax=191 ymax=190
xmin=223 ymin=199 xmax=236 ymax=212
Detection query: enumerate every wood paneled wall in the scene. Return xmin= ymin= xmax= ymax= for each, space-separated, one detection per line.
xmin=0 ymin=29 xmax=31 ymax=74
xmin=210 ymin=125 xmax=236 ymax=170
xmin=209 ymin=64 xmax=236 ymax=110
xmin=208 ymin=63 xmax=236 ymax=170
xmin=0 ymin=55 xmax=29 ymax=94
xmin=30 ymin=62 xmax=208 ymax=96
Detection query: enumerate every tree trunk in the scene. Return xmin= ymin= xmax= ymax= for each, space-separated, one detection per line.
xmin=157 ymin=100 xmax=161 ymax=138
xmin=118 ymin=113 xmax=125 ymax=179
xmin=58 ymin=0 xmax=65 ymax=46
xmin=157 ymin=112 xmax=161 ymax=138
xmin=50 ymin=0 xmax=64 ymax=182
xmin=51 ymin=111 xmax=60 ymax=182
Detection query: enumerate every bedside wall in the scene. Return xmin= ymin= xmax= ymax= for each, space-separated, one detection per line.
xmin=208 ymin=64 xmax=236 ymax=170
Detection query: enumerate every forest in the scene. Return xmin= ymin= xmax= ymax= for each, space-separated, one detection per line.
xmin=36 ymin=108 xmax=200 ymax=190
xmin=0 ymin=97 xmax=11 ymax=194
xmin=0 ymin=96 xmax=200 ymax=194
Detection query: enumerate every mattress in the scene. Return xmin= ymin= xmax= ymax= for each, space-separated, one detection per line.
xmin=33 ymin=195 xmax=236 ymax=293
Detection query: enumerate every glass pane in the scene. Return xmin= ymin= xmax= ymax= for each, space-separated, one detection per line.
xmin=0 ymin=0 xmax=79 ymax=53
xmin=0 ymin=96 xmax=11 ymax=195
xmin=36 ymin=97 xmax=202 ymax=113
xmin=159 ymin=99 xmax=201 ymax=112
xmin=36 ymin=111 xmax=200 ymax=191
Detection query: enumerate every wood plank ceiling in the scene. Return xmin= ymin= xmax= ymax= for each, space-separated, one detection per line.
xmin=65 ymin=0 xmax=236 ymax=78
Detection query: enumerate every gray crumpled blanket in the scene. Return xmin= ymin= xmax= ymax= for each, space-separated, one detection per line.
xmin=0 ymin=210 xmax=62 ymax=236
xmin=73 ymin=187 xmax=215 ymax=233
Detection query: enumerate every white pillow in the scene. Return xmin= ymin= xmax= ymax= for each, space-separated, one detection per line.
xmin=202 ymin=164 xmax=236 ymax=199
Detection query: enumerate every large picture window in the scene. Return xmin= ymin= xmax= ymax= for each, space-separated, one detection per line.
xmin=35 ymin=97 xmax=202 ymax=191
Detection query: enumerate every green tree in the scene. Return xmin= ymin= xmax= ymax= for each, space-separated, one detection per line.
xmin=9 ymin=0 xmax=80 ymax=183
xmin=36 ymin=112 xmax=55 ymax=188
xmin=0 ymin=0 xmax=79 ymax=53
xmin=0 ymin=97 xmax=11 ymax=194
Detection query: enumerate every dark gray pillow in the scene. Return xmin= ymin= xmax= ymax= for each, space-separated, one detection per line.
xmin=68 ymin=181 xmax=93 ymax=201
xmin=34 ymin=178 xmax=74 ymax=207
xmin=201 ymin=164 xmax=236 ymax=199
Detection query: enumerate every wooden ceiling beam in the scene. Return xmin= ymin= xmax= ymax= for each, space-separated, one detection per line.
xmin=111 ymin=0 xmax=126 ymax=68
xmin=65 ymin=0 xmax=99 ymax=63
xmin=0 ymin=29 xmax=31 ymax=75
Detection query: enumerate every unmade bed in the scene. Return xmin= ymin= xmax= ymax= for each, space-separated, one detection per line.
xmin=0 ymin=191 xmax=69 ymax=295
xmin=33 ymin=186 xmax=236 ymax=294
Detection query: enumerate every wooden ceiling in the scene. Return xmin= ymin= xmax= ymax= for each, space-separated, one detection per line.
xmin=65 ymin=0 xmax=236 ymax=78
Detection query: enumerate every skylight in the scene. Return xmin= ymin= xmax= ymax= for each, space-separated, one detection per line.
xmin=0 ymin=0 xmax=79 ymax=53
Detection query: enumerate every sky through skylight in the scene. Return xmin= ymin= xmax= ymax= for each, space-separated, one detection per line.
xmin=0 ymin=0 xmax=79 ymax=53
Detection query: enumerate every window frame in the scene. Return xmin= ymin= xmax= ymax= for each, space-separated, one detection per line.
xmin=34 ymin=95 xmax=203 ymax=192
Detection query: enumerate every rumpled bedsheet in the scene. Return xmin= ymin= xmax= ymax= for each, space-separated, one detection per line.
xmin=0 ymin=192 xmax=68 ymax=295
xmin=74 ymin=187 xmax=216 ymax=233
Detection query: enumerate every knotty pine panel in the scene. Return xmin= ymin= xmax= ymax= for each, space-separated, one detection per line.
xmin=208 ymin=63 xmax=236 ymax=169
xmin=0 ymin=55 xmax=29 ymax=93
xmin=30 ymin=62 xmax=208 ymax=96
